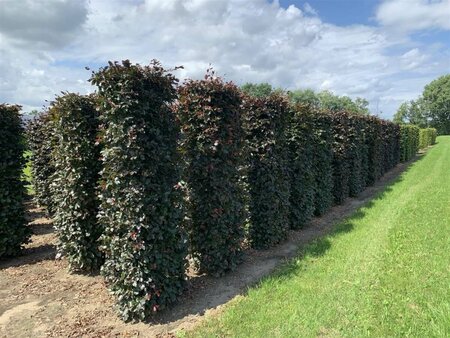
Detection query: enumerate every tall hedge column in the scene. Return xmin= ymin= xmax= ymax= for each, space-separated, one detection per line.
xmin=50 ymin=94 xmax=102 ymax=272
xmin=27 ymin=112 xmax=57 ymax=215
xmin=177 ymin=74 xmax=246 ymax=275
xmin=0 ymin=104 xmax=30 ymax=258
xmin=91 ymin=60 xmax=187 ymax=321
xmin=244 ymin=94 xmax=290 ymax=249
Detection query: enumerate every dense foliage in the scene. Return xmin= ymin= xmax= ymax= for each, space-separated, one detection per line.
xmin=394 ymin=74 xmax=450 ymax=135
xmin=400 ymin=125 xmax=420 ymax=162
xmin=287 ymin=105 xmax=316 ymax=228
xmin=177 ymin=72 xmax=246 ymax=275
xmin=330 ymin=111 xmax=352 ymax=204
xmin=419 ymin=128 xmax=437 ymax=149
xmin=311 ymin=111 xmax=334 ymax=216
xmin=50 ymin=93 xmax=103 ymax=272
xmin=244 ymin=93 xmax=290 ymax=248
xmin=27 ymin=112 xmax=57 ymax=215
xmin=0 ymin=104 xmax=30 ymax=258
xmin=90 ymin=60 xmax=187 ymax=321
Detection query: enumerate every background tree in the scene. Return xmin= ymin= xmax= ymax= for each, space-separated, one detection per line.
xmin=422 ymin=74 xmax=450 ymax=135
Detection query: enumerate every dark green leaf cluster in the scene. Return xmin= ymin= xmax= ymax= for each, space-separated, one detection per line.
xmin=243 ymin=93 xmax=290 ymax=248
xmin=400 ymin=125 xmax=420 ymax=162
xmin=177 ymin=73 xmax=246 ymax=275
xmin=50 ymin=93 xmax=103 ymax=272
xmin=0 ymin=104 xmax=30 ymax=258
xmin=287 ymin=105 xmax=316 ymax=229
xmin=27 ymin=112 xmax=57 ymax=215
xmin=419 ymin=128 xmax=437 ymax=149
xmin=330 ymin=111 xmax=352 ymax=204
xmin=90 ymin=60 xmax=187 ymax=321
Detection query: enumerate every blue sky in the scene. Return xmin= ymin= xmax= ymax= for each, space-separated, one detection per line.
xmin=280 ymin=0 xmax=378 ymax=25
xmin=0 ymin=0 xmax=449 ymax=118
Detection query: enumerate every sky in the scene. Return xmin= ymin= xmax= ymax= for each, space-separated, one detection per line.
xmin=0 ymin=0 xmax=449 ymax=119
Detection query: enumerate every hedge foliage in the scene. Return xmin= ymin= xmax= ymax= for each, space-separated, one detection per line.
xmin=90 ymin=60 xmax=187 ymax=321
xmin=50 ymin=93 xmax=103 ymax=272
xmin=0 ymin=104 xmax=30 ymax=258
xmin=287 ymin=105 xmax=317 ymax=228
xmin=419 ymin=127 xmax=437 ymax=149
xmin=177 ymin=72 xmax=246 ymax=275
xmin=400 ymin=124 xmax=420 ymax=162
xmin=311 ymin=111 xmax=334 ymax=216
xmin=244 ymin=93 xmax=290 ymax=248
xmin=27 ymin=112 xmax=57 ymax=215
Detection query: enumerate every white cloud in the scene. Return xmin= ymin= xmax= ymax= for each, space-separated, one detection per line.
xmin=0 ymin=0 xmax=449 ymax=119
xmin=376 ymin=0 xmax=450 ymax=32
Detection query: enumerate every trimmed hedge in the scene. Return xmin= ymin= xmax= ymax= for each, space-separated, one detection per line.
xmin=311 ymin=110 xmax=334 ymax=216
xmin=347 ymin=114 xmax=368 ymax=197
xmin=91 ymin=60 xmax=187 ymax=321
xmin=419 ymin=127 xmax=437 ymax=149
xmin=177 ymin=72 xmax=246 ymax=275
xmin=27 ymin=112 xmax=57 ymax=215
xmin=50 ymin=93 xmax=103 ymax=272
xmin=287 ymin=105 xmax=316 ymax=228
xmin=0 ymin=104 xmax=30 ymax=258
xmin=400 ymin=125 xmax=420 ymax=162
xmin=244 ymin=93 xmax=290 ymax=248
xmin=330 ymin=111 xmax=352 ymax=204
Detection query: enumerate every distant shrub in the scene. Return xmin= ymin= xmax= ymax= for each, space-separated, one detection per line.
xmin=50 ymin=93 xmax=103 ymax=272
xmin=0 ymin=104 xmax=30 ymax=258
xmin=400 ymin=125 xmax=420 ymax=161
xmin=419 ymin=128 xmax=437 ymax=149
xmin=91 ymin=60 xmax=187 ymax=321
xmin=244 ymin=93 xmax=290 ymax=247
xmin=177 ymin=72 xmax=246 ymax=274
xmin=27 ymin=112 xmax=57 ymax=215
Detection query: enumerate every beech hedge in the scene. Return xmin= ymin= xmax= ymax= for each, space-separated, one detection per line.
xmin=91 ymin=60 xmax=187 ymax=321
xmin=244 ymin=93 xmax=290 ymax=248
xmin=400 ymin=124 xmax=420 ymax=162
xmin=50 ymin=93 xmax=103 ymax=272
xmin=311 ymin=110 xmax=334 ymax=216
xmin=0 ymin=104 xmax=30 ymax=258
xmin=419 ymin=127 xmax=437 ymax=149
xmin=177 ymin=73 xmax=246 ymax=275
xmin=287 ymin=105 xmax=317 ymax=228
xmin=27 ymin=112 xmax=57 ymax=215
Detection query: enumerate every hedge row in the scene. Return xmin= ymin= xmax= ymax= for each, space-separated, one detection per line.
xmin=0 ymin=104 xmax=30 ymax=258
xmin=244 ymin=93 xmax=291 ymax=248
xmin=27 ymin=112 xmax=57 ymax=215
xmin=23 ymin=61 xmax=429 ymax=321
xmin=419 ymin=127 xmax=437 ymax=149
xmin=177 ymin=73 xmax=246 ymax=274
xmin=50 ymin=93 xmax=103 ymax=272
xmin=285 ymin=108 xmax=401 ymax=230
xmin=400 ymin=125 xmax=420 ymax=161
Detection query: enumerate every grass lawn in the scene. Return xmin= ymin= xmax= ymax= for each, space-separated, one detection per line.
xmin=182 ymin=136 xmax=450 ymax=338
xmin=23 ymin=150 xmax=34 ymax=195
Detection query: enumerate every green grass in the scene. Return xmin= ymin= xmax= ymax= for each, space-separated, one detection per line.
xmin=23 ymin=150 xmax=34 ymax=195
xmin=182 ymin=136 xmax=450 ymax=338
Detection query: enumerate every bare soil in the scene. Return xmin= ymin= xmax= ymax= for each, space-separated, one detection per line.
xmin=0 ymin=159 xmax=417 ymax=338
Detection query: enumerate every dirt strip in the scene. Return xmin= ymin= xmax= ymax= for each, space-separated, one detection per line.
xmin=0 ymin=157 xmax=421 ymax=338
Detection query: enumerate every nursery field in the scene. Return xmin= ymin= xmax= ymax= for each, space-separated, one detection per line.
xmin=183 ymin=136 xmax=450 ymax=337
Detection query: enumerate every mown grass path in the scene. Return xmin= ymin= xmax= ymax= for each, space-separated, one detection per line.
xmin=183 ymin=136 xmax=450 ymax=338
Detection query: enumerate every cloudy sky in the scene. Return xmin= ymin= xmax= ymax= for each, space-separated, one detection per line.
xmin=1 ymin=0 xmax=449 ymax=118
